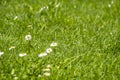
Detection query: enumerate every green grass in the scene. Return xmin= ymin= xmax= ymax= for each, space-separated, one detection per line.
xmin=0 ymin=0 xmax=120 ymax=80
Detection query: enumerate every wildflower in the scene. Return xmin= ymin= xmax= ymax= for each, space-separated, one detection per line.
xmin=110 ymin=32 xmax=113 ymax=35
xmin=9 ymin=46 xmax=16 ymax=50
xmin=50 ymin=42 xmax=57 ymax=47
xmin=0 ymin=52 xmax=4 ymax=56
xmin=42 ymin=68 xmax=50 ymax=72
xmin=25 ymin=34 xmax=32 ymax=41
xmin=46 ymin=64 xmax=52 ymax=69
xmin=108 ymin=4 xmax=111 ymax=8
xmin=38 ymin=53 xmax=47 ymax=58
xmin=14 ymin=16 xmax=18 ymax=20
xmin=111 ymin=1 xmax=114 ymax=4
xmin=38 ymin=74 xmax=42 ymax=78
xmin=46 ymin=48 xmax=52 ymax=54
xmin=46 ymin=6 xmax=49 ymax=9
xmin=19 ymin=53 xmax=27 ymax=57
xmin=43 ymin=72 xmax=50 ymax=76
xmin=14 ymin=77 xmax=18 ymax=80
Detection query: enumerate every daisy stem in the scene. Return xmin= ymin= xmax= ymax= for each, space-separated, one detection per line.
xmin=27 ymin=40 xmax=31 ymax=54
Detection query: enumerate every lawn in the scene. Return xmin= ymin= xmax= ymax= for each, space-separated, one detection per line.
xmin=0 ymin=0 xmax=120 ymax=80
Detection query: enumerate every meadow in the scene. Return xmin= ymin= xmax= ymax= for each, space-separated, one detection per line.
xmin=0 ymin=0 xmax=120 ymax=80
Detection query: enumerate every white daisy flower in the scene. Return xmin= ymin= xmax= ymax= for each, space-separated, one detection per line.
xmin=111 ymin=1 xmax=114 ymax=4
xmin=46 ymin=48 xmax=52 ymax=54
xmin=43 ymin=72 xmax=50 ymax=76
xmin=50 ymin=42 xmax=57 ymax=47
xmin=9 ymin=46 xmax=16 ymax=50
xmin=46 ymin=64 xmax=52 ymax=68
xmin=25 ymin=34 xmax=32 ymax=41
xmin=38 ymin=53 xmax=47 ymax=58
xmin=108 ymin=4 xmax=111 ymax=8
xmin=19 ymin=53 xmax=27 ymax=57
xmin=14 ymin=76 xmax=18 ymax=80
xmin=42 ymin=68 xmax=50 ymax=72
xmin=46 ymin=6 xmax=49 ymax=9
xmin=38 ymin=74 xmax=42 ymax=78
xmin=0 ymin=52 xmax=4 ymax=56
